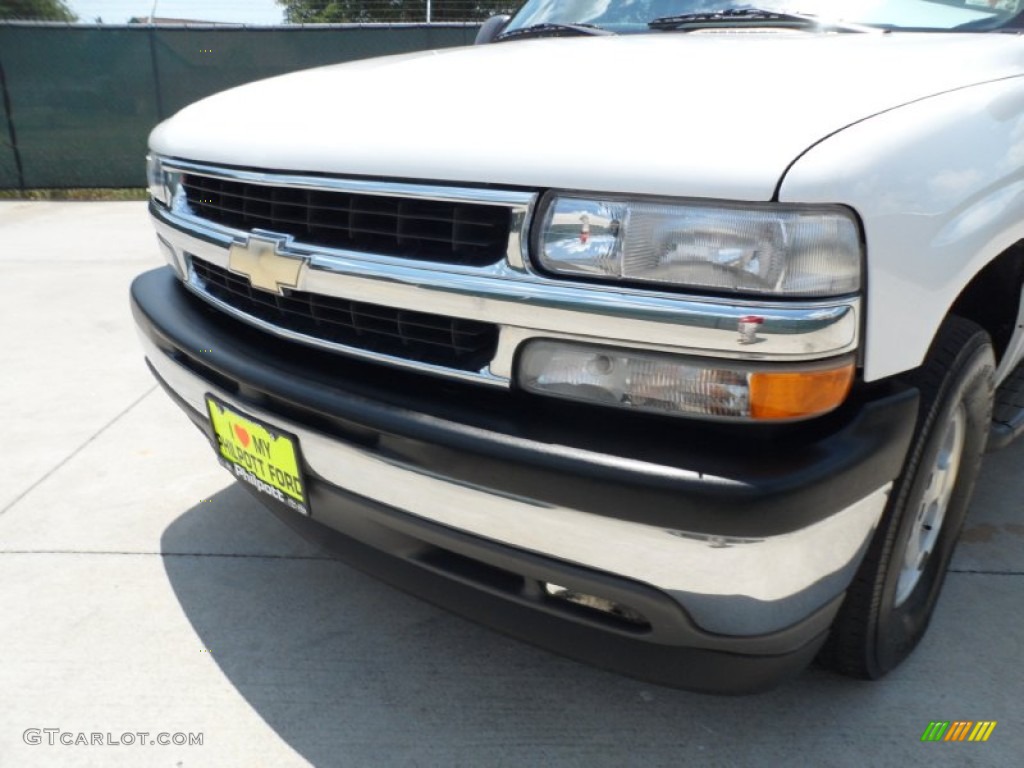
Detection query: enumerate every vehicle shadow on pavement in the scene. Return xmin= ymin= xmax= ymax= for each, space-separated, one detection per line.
xmin=159 ymin=483 xmax=1014 ymax=767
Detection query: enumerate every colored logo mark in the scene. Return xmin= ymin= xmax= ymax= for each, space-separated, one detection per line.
xmin=921 ymin=721 xmax=997 ymax=742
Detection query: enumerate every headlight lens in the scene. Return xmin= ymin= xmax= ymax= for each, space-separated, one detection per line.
xmin=536 ymin=195 xmax=861 ymax=297
xmin=518 ymin=340 xmax=854 ymax=421
xmin=146 ymin=154 xmax=172 ymax=207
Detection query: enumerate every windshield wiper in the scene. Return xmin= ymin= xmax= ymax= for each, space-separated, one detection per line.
xmin=648 ymin=8 xmax=876 ymax=33
xmin=495 ymin=23 xmax=615 ymax=42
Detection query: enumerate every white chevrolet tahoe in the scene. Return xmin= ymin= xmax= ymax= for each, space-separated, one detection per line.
xmin=132 ymin=0 xmax=1024 ymax=692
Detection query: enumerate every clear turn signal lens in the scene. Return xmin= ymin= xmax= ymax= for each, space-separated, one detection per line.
xmin=518 ymin=340 xmax=854 ymax=421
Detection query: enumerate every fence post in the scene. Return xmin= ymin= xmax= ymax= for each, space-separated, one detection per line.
xmin=148 ymin=25 xmax=166 ymax=121
xmin=0 ymin=55 xmax=25 ymax=192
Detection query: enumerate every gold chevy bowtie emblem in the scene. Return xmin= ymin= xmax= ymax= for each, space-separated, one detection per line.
xmin=227 ymin=234 xmax=303 ymax=295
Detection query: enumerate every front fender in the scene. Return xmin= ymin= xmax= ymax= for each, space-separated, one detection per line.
xmin=778 ymin=76 xmax=1024 ymax=382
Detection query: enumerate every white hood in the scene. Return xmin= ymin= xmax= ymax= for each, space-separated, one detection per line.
xmin=150 ymin=32 xmax=1024 ymax=200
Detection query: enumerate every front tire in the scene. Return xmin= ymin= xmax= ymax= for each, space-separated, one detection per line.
xmin=821 ymin=315 xmax=994 ymax=679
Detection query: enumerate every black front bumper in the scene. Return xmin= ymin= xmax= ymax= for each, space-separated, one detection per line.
xmin=132 ymin=267 xmax=918 ymax=693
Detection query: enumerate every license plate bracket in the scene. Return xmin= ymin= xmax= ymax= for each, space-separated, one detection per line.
xmin=205 ymin=395 xmax=310 ymax=516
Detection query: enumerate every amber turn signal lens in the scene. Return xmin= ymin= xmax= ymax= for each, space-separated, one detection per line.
xmin=749 ymin=363 xmax=855 ymax=420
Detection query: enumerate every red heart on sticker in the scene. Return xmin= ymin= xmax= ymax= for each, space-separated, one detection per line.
xmin=233 ymin=424 xmax=251 ymax=448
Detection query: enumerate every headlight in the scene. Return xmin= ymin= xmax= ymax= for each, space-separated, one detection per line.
xmin=146 ymin=154 xmax=172 ymax=207
xmin=536 ymin=194 xmax=861 ymax=297
xmin=518 ymin=340 xmax=854 ymax=421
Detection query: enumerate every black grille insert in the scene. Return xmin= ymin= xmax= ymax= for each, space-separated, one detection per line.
xmin=192 ymin=259 xmax=498 ymax=372
xmin=182 ymin=174 xmax=511 ymax=266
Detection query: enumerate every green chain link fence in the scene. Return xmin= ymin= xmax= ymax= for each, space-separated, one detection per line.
xmin=0 ymin=23 xmax=479 ymax=189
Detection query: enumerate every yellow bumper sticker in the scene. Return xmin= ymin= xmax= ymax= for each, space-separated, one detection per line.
xmin=206 ymin=397 xmax=308 ymax=514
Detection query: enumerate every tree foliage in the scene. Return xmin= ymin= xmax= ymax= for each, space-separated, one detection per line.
xmin=0 ymin=0 xmax=78 ymax=21
xmin=277 ymin=1 xmax=518 ymax=24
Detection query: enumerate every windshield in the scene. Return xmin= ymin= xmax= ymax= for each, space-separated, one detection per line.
xmin=504 ymin=0 xmax=1023 ymax=33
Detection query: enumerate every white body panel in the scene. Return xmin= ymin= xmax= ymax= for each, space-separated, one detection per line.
xmin=151 ymin=33 xmax=1024 ymax=201
xmin=781 ymin=77 xmax=1024 ymax=382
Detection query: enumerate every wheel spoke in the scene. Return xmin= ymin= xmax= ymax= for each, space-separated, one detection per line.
xmin=894 ymin=403 xmax=967 ymax=607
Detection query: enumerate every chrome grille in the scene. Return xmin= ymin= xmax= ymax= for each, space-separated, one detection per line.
xmin=182 ymin=174 xmax=511 ymax=266
xmin=191 ymin=259 xmax=498 ymax=372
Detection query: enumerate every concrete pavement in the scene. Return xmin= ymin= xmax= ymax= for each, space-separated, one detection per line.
xmin=0 ymin=201 xmax=1021 ymax=767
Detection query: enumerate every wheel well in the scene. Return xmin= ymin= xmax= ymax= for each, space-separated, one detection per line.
xmin=949 ymin=241 xmax=1024 ymax=362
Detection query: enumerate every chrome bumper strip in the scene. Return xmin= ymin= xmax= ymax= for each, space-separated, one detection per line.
xmin=141 ymin=331 xmax=890 ymax=639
